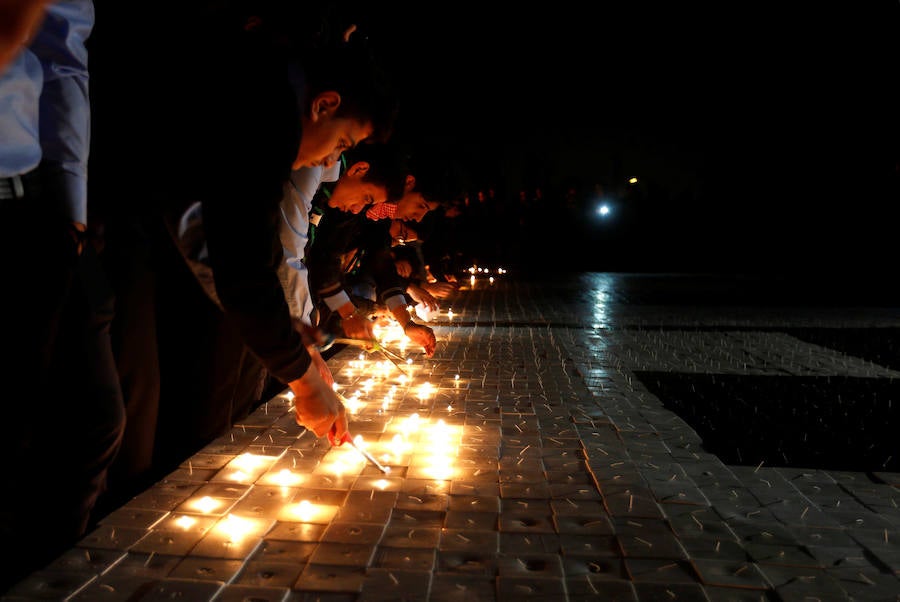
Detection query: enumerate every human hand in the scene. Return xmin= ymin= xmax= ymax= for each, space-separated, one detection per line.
xmin=407 ymin=284 xmax=439 ymax=312
xmin=308 ymin=345 xmax=335 ymax=387
xmin=295 ymin=320 xmax=335 ymax=385
xmin=289 ymin=362 xmax=347 ymax=438
xmin=404 ymin=322 xmax=436 ymax=357
xmin=295 ymin=319 xmax=327 ymax=348
xmin=394 ymin=259 xmax=413 ymax=278
xmin=423 ymin=280 xmax=458 ymax=299
xmin=341 ymin=313 xmax=374 ymax=343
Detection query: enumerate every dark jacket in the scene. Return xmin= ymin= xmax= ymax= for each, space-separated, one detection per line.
xmin=307 ymin=193 xmax=406 ymax=308
xmin=99 ymin=6 xmax=313 ymax=384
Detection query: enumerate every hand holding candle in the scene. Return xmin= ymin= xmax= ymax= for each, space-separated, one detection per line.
xmin=328 ymin=428 xmax=391 ymax=475
xmin=295 ymin=321 xmax=337 ymax=388
xmin=403 ymin=322 xmax=436 ymax=357
xmin=289 ymin=362 xmax=347 ymax=438
xmin=330 ymin=393 xmax=391 ymax=474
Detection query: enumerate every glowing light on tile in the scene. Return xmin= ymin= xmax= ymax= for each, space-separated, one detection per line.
xmin=262 ymin=468 xmax=304 ymax=487
xmin=188 ymin=495 xmax=225 ymax=514
xmin=279 ymin=500 xmax=338 ymax=523
xmin=214 ymin=514 xmax=254 ymax=543
xmin=318 ymin=446 xmax=365 ymax=475
xmin=228 ymin=470 xmax=250 ymax=483
xmin=173 ymin=515 xmax=198 ymax=530
xmin=223 ymin=452 xmax=279 ymax=483
xmin=416 ymin=382 xmax=435 ymax=400
xmin=343 ymin=393 xmax=365 ymax=414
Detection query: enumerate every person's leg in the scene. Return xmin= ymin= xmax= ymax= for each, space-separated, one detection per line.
xmin=95 ymin=213 xmax=162 ymax=517
xmin=53 ymin=244 xmax=127 ymax=532
xmin=152 ymin=227 xmax=266 ymax=468
xmin=0 ymin=206 xmax=125 ymax=591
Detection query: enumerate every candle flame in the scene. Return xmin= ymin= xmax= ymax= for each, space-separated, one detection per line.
xmin=215 ymin=514 xmax=253 ymax=543
xmin=190 ymin=496 xmax=224 ymax=514
xmin=173 ymin=515 xmax=197 ymax=530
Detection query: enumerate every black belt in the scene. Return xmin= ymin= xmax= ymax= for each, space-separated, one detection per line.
xmin=0 ymin=168 xmax=42 ymax=202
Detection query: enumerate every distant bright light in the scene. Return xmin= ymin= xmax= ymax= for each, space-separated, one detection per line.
xmin=628 ymin=177 xmax=639 ymax=185
xmin=596 ymin=204 xmax=611 ymax=217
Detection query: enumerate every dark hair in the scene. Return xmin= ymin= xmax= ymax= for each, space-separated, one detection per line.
xmin=303 ymin=33 xmax=399 ymax=145
xmin=343 ymin=142 xmax=409 ymax=202
xmin=210 ymin=2 xmax=399 ymax=144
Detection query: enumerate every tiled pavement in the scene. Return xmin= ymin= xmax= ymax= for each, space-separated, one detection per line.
xmin=4 ymin=272 xmax=899 ymax=601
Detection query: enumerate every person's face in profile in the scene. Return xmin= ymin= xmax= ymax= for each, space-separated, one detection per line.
xmin=328 ymin=160 xmax=389 ymax=214
xmin=294 ymin=92 xmax=373 ymax=169
xmin=395 ymin=192 xmax=433 ymax=222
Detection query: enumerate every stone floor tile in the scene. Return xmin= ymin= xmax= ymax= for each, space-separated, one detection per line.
xmin=434 ymin=550 xmax=497 ymax=577
xmin=825 ymin=566 xmax=900 ymax=599
xmin=213 ymin=584 xmax=290 ymax=602
xmin=120 ymin=578 xmax=225 ymax=601
xmin=357 ymin=568 xmax=432 ymax=601
xmin=702 ymin=585 xmax=769 ymax=601
xmin=632 ymin=581 xmax=711 ymax=601
xmin=769 ymin=569 xmax=852 ymax=601
xmin=9 ymin=275 xmax=900 ymax=600
xmin=2 ymin=571 xmax=96 ymax=600
xmin=624 ymin=558 xmax=701 ymax=584
xmin=169 ymin=556 xmax=245 ymax=583
xmin=66 ymin=575 xmax=160 ymax=601
xmin=689 ymin=558 xmax=769 ymax=590
xmin=678 ymin=537 xmax=751 ymax=563
xmin=495 ymin=575 xmax=567 ymax=600
xmin=428 ymin=573 xmax=496 ymax=601
xmin=292 ymin=564 xmax=365 ymax=594
xmin=566 ymin=577 xmax=636 ymax=600
xmin=742 ymin=542 xmax=821 ymax=568
xmin=233 ymin=560 xmax=305 ymax=588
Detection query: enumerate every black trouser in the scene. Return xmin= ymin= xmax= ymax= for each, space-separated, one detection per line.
xmin=98 ymin=209 xmax=268 ymax=515
xmin=0 ymin=166 xmax=126 ymax=593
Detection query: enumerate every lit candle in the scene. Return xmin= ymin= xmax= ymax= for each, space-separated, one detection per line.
xmin=417 ymin=382 xmax=435 ymax=400
xmin=188 ymin=495 xmax=225 ymax=514
xmin=278 ymin=500 xmax=338 ymax=523
xmin=173 ymin=515 xmax=198 ymax=530
xmin=262 ymin=468 xmax=304 ymax=488
xmin=214 ymin=514 xmax=254 ymax=544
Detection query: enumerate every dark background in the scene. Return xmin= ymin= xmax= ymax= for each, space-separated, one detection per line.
xmin=89 ymin=2 xmax=899 ymax=277
xmin=356 ymin=3 xmax=899 ymax=276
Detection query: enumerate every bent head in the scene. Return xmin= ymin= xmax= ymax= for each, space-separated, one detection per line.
xmin=292 ymin=30 xmax=398 ymax=169
xmin=327 ymin=160 xmax=387 ymax=213
xmin=394 ymin=189 xmax=435 ymax=222
xmin=327 ymin=143 xmax=409 ymax=213
xmin=295 ymin=96 xmax=374 ymax=170
xmin=396 ymin=150 xmax=469 ymax=221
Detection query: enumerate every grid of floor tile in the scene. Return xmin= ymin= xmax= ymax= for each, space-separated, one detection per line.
xmin=4 ymin=273 xmax=899 ymax=601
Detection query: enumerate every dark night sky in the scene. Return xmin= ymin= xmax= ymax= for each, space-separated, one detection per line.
xmin=352 ymin=3 xmax=898 ymax=274
xmin=88 ymin=2 xmax=898 ymax=275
